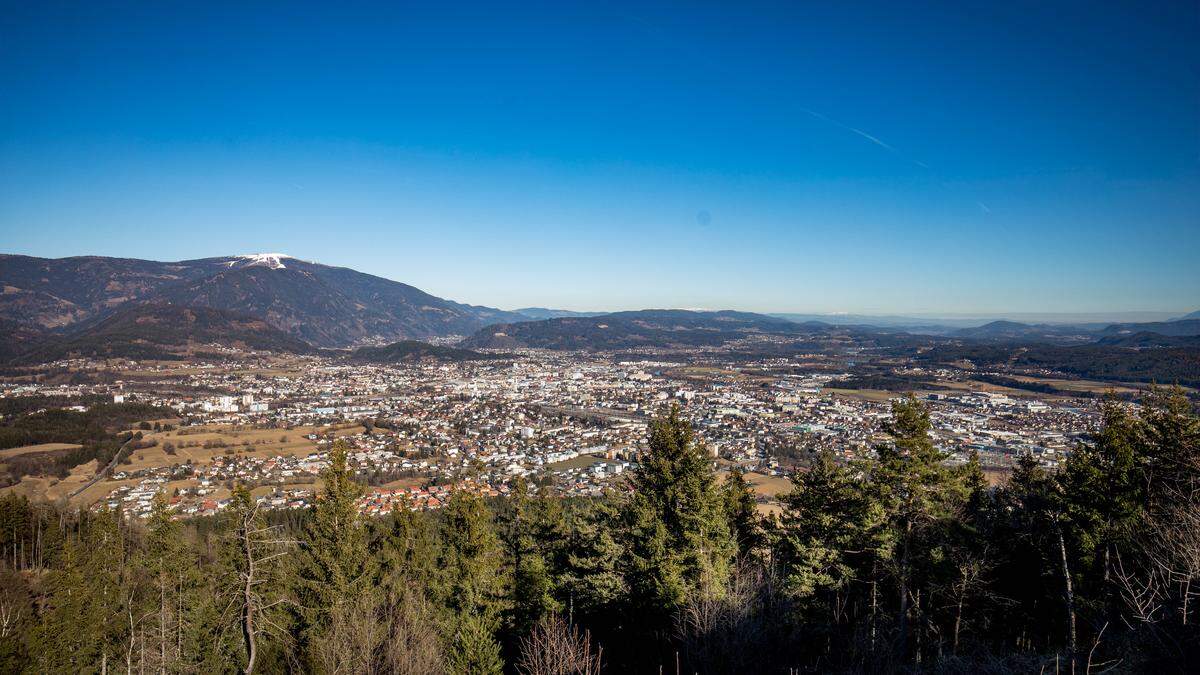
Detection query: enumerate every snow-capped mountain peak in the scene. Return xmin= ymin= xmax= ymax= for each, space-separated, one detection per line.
xmin=230 ymin=253 xmax=292 ymax=269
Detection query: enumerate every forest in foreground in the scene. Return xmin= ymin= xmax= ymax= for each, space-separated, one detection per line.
xmin=0 ymin=391 xmax=1197 ymax=674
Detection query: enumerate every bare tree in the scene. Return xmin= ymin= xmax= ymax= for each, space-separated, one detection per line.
xmin=0 ymin=568 xmax=27 ymax=639
xmin=383 ymin=590 xmax=445 ymax=675
xmin=944 ymin=543 xmax=994 ymax=654
xmin=310 ymin=588 xmax=444 ymax=675
xmin=311 ymin=594 xmax=386 ymax=675
xmin=228 ymin=489 xmax=294 ymax=675
xmin=675 ymin=561 xmax=789 ymax=673
xmin=1145 ymin=490 xmax=1200 ymax=625
xmin=516 ymin=614 xmax=602 ymax=675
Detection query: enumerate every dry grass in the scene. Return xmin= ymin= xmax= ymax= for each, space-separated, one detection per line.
xmin=824 ymin=388 xmax=897 ymax=403
xmin=719 ymin=469 xmax=792 ymax=516
xmin=0 ymin=442 xmax=82 ymax=459
xmin=1005 ymin=375 xmax=1144 ymax=395
xmin=1 ymin=422 xmax=364 ymax=507
xmin=120 ymin=423 xmax=366 ymax=473
xmin=547 ymin=452 xmax=609 ymax=471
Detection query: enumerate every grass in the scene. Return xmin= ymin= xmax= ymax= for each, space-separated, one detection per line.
xmin=548 ymin=453 xmax=610 ymax=471
xmin=718 ymin=468 xmax=792 ymax=516
xmin=0 ymin=442 xmax=83 ymax=459
xmin=824 ymin=388 xmax=897 ymax=403
xmin=0 ymin=422 xmax=367 ymax=507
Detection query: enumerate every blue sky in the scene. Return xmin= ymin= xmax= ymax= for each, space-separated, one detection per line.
xmin=1 ymin=1 xmax=1197 ymax=315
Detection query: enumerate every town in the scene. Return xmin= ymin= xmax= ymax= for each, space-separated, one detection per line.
xmin=1 ymin=346 xmax=1104 ymax=519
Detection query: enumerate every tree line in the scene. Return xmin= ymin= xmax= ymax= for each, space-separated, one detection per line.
xmin=0 ymin=390 xmax=1196 ymax=673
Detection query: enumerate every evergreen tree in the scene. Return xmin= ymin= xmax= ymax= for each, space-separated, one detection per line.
xmin=446 ymin=610 xmax=504 ymax=675
xmin=294 ymin=440 xmax=374 ymax=660
xmin=776 ymin=451 xmax=880 ymax=597
xmin=1140 ymin=386 xmax=1200 ymax=507
xmin=438 ymin=490 xmax=505 ymax=673
xmin=722 ymin=467 xmax=764 ymax=559
xmin=379 ymin=500 xmax=442 ymax=604
xmin=504 ymin=480 xmax=559 ymax=636
xmin=560 ymin=495 xmax=625 ymax=621
xmin=871 ymin=396 xmax=968 ymax=659
xmin=961 ymin=449 xmax=988 ymax=517
xmin=144 ymin=492 xmax=192 ymax=673
xmin=624 ymin=405 xmax=735 ymax=612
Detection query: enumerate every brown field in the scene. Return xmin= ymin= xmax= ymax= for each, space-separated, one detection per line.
xmin=118 ymin=422 xmax=368 ymax=474
xmin=824 ymin=388 xmax=897 ymax=403
xmin=1005 ymin=375 xmax=1144 ymax=395
xmin=548 ymin=452 xmax=610 ymax=471
xmin=0 ymin=459 xmax=102 ymax=504
xmin=983 ymin=467 xmax=1012 ymax=487
xmin=937 ymin=379 xmax=1033 ymax=397
xmin=719 ymin=468 xmax=792 ymax=516
xmin=0 ymin=442 xmax=82 ymax=459
xmin=0 ymin=422 xmax=367 ymax=507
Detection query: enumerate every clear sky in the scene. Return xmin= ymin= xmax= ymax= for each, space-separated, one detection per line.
xmin=1 ymin=1 xmax=1197 ymax=315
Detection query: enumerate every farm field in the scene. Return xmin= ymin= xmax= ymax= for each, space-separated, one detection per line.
xmin=548 ymin=452 xmax=612 ymax=471
xmin=0 ymin=423 xmax=368 ymax=507
xmin=119 ymin=422 xmax=368 ymax=474
xmin=0 ymin=442 xmax=82 ymax=459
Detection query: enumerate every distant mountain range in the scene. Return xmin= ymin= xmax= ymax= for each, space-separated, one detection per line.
xmin=950 ymin=320 xmax=1098 ymax=343
xmin=0 ymin=253 xmax=525 ymax=348
xmin=462 ymin=310 xmax=1200 ymax=353
xmin=462 ymin=309 xmax=820 ymax=350
xmin=1 ymin=252 xmax=1196 ymax=365
xmin=1100 ymin=319 xmax=1200 ymax=337
xmin=511 ymin=307 xmax=608 ymax=320
xmin=1095 ymin=332 xmax=1200 ymax=348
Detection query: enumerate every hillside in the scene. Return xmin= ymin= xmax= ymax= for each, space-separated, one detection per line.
xmin=1096 ymin=332 xmax=1200 ymax=348
xmin=1101 ymin=318 xmax=1200 ymax=337
xmin=0 ymin=318 xmax=45 ymax=363
xmin=512 ymin=307 xmax=608 ymax=320
xmin=462 ymin=309 xmax=815 ymax=350
xmin=14 ymin=304 xmax=315 ymax=363
xmin=0 ymin=254 xmax=211 ymax=328
xmin=916 ymin=341 xmax=1200 ymax=387
xmin=951 ymin=320 xmax=1095 ymax=343
xmin=345 ymin=340 xmax=500 ymax=363
xmin=0 ymin=253 xmax=524 ymax=347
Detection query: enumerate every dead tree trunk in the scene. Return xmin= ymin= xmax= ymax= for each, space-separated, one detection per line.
xmin=1055 ymin=521 xmax=1077 ymax=674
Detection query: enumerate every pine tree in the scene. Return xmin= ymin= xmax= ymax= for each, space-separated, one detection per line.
xmin=144 ymin=492 xmax=191 ymax=673
xmin=294 ymin=440 xmax=374 ymax=659
xmin=872 ymin=395 xmax=968 ymax=659
xmin=34 ymin=510 xmax=133 ymax=674
xmin=624 ymin=405 xmax=735 ymax=612
xmin=504 ymin=480 xmax=559 ymax=636
xmin=961 ymin=449 xmax=988 ymax=517
xmin=723 ymin=467 xmax=764 ymax=559
xmin=1140 ymin=386 xmax=1200 ymax=507
xmin=379 ymin=501 xmax=442 ymax=605
xmin=776 ymin=451 xmax=880 ymax=597
xmin=560 ymin=495 xmax=625 ymax=621
xmin=446 ymin=610 xmax=504 ymax=675
xmin=438 ymin=490 xmax=506 ymax=673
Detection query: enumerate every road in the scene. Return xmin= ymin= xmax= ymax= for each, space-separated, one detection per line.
xmin=68 ymin=435 xmax=136 ymax=500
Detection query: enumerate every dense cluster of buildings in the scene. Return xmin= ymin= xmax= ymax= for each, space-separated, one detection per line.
xmin=3 ymin=348 xmax=1108 ymax=518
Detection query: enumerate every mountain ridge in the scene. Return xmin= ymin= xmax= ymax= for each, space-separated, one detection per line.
xmin=0 ymin=253 xmax=525 ymax=347
xmin=13 ymin=303 xmax=316 ymax=363
xmin=462 ymin=309 xmax=821 ymax=350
